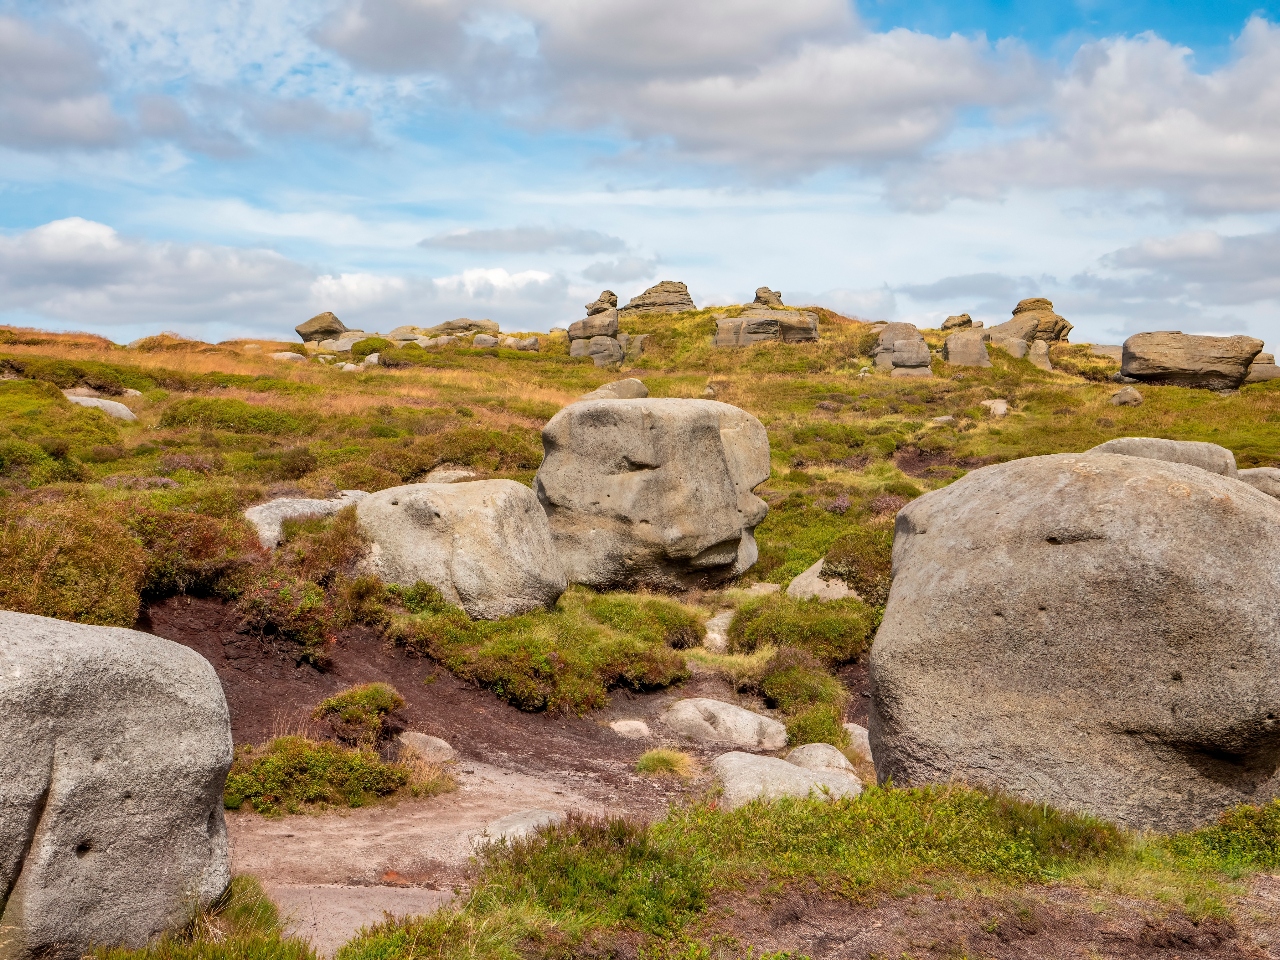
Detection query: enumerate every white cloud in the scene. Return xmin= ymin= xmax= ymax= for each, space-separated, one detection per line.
xmin=420 ymin=225 xmax=625 ymax=254
xmin=581 ymin=256 xmax=659 ymax=284
xmin=0 ymin=15 xmax=127 ymax=149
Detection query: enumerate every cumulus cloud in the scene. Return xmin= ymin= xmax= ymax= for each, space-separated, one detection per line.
xmin=581 ymin=256 xmax=659 ymax=284
xmin=0 ymin=218 xmax=578 ymax=340
xmin=897 ymin=18 xmax=1280 ymax=213
xmin=421 ymin=226 xmax=625 ymax=254
xmin=0 ymin=15 xmax=127 ymax=149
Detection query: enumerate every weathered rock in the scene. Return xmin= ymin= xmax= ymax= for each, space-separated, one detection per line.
xmin=990 ymin=337 xmax=1029 ymax=359
xmin=943 ymin=330 xmax=991 ymax=368
xmin=585 ymin=335 xmax=624 ymax=366
xmin=844 ymin=723 xmax=872 ymax=761
xmin=1246 ymin=353 xmax=1280 ymax=383
xmin=568 ymin=309 xmax=619 ymax=341
xmin=980 ymin=399 xmax=1008 ymax=417
xmin=624 ymin=333 xmax=650 ymax=360
xmin=0 ymin=611 xmax=232 ymax=959
xmin=581 ymin=378 xmax=648 ymax=401
xmin=424 ymin=318 xmax=500 ymax=336
xmin=1121 ymin=332 xmax=1264 ymax=390
xmin=585 ymin=290 xmax=618 ymax=316
xmin=714 ymin=313 xmax=778 ymax=348
xmin=398 ymin=732 xmax=456 ymax=764
xmin=703 ymin=609 xmax=733 ymax=653
xmin=787 ymin=742 xmax=857 ymax=774
xmin=754 ymin=287 xmax=783 ymax=307
xmin=1028 ymin=340 xmax=1053 ymax=371
xmin=483 ymin=809 xmax=563 ymax=842
xmin=322 ymin=332 xmax=368 ymax=352
xmin=515 ymin=337 xmax=540 ymax=352
xmin=244 ymin=491 xmax=368 ymax=550
xmin=941 ymin=314 xmax=972 ymax=331
xmin=870 ymin=451 xmax=1280 ymax=831
xmin=356 ymin=480 xmax=567 ymax=620
xmin=620 ymin=280 xmax=695 ymax=315
xmin=270 ymin=351 xmax=308 ymax=363
xmin=892 ymin=340 xmax=930 ymax=368
xmin=986 ymin=297 xmax=1073 ymax=343
xmin=569 ymin=339 xmax=590 ymax=358
xmin=1239 ymin=468 xmax=1280 ymax=499
xmin=1110 ymin=386 xmax=1143 ymax=406
xmin=424 ymin=465 xmax=477 ymax=483
xmin=662 ymin=699 xmax=787 ymax=751
xmin=710 ymin=752 xmax=861 ymax=810
xmin=786 ymin=559 xmax=851 ymax=601
xmin=63 ymin=394 xmax=139 ymax=421
xmin=874 ymin=322 xmax=924 ymax=370
xmin=1089 ymin=437 xmax=1237 ymax=477
xmin=534 ymin=399 xmax=769 ymax=590
xmin=472 ymin=334 xmax=499 ymax=348
xmin=296 ymin=311 xmax=347 ymax=342
xmin=609 ymin=720 xmax=652 ymax=739
xmin=361 ymin=352 xmax=380 ymax=366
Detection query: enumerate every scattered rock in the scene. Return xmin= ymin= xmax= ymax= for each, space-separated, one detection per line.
xmin=270 ymin=351 xmax=308 ymax=363
xmin=322 ymin=332 xmax=369 ymax=352
xmin=122 ymin=388 xmax=142 ymax=397
xmin=0 ymin=611 xmax=232 ymax=959
xmin=1028 ymin=340 xmax=1053 ymax=371
xmin=873 ymin=322 xmax=921 ymax=369
xmin=1121 ymin=331 xmax=1264 ymax=390
xmin=1110 ymin=386 xmax=1143 ymax=406
xmin=941 ymin=314 xmax=972 ymax=331
xmin=608 ymin=720 xmax=652 ymax=739
xmin=874 ymin=323 xmax=930 ymax=376
xmin=398 ymin=732 xmax=456 ymax=764
xmin=785 ymin=559 xmax=851 ymax=601
xmin=932 ymin=415 xmax=957 ymax=425
xmin=534 ymin=399 xmax=770 ymax=590
xmin=515 ymin=336 xmax=540 ymax=352
xmin=1089 ymin=437 xmax=1237 ymax=477
xmin=296 ymin=311 xmax=347 ymax=342
xmin=585 ymin=290 xmax=618 ymax=316
xmin=870 ymin=451 xmax=1280 ymax=830
xmin=662 ymin=699 xmax=787 ymax=751
xmin=844 ymin=722 xmax=872 ymax=761
xmin=891 ymin=340 xmax=930 ymax=368
xmin=357 ymin=480 xmax=567 ymax=620
xmin=568 ymin=309 xmax=619 ymax=341
xmin=472 ymin=334 xmax=499 ymax=348
xmin=1246 ymin=352 xmax=1280 ymax=383
xmin=990 ymin=337 xmax=1029 ymax=359
xmin=702 ymin=609 xmax=733 ymax=653
xmin=361 ymin=352 xmax=380 ymax=367
xmin=424 ymin=318 xmax=500 ymax=337
xmin=980 ymin=399 xmax=1008 ymax=417
xmin=753 ymin=287 xmax=783 ymax=307
xmin=1239 ymin=467 xmax=1280 ymax=498
xmin=710 ymin=752 xmax=862 ymax=810
xmin=424 ymin=465 xmax=477 ymax=483
xmin=483 ymin=809 xmax=564 ymax=843
xmin=581 ymin=378 xmax=648 ymax=401
xmin=585 ymin=335 xmax=624 ymax=366
xmin=620 ymin=280 xmax=695 ymax=315
xmin=986 ymin=297 xmax=1073 ymax=343
xmin=244 ymin=491 xmax=369 ymax=550
xmin=942 ymin=330 xmax=992 ymax=368
xmin=787 ymin=742 xmax=857 ymax=774
xmin=63 ymin=394 xmax=138 ymax=422
xmin=340 ymin=363 xmax=360 ymax=372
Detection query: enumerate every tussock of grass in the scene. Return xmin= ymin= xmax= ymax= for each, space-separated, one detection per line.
xmin=728 ymin=593 xmax=875 ymax=666
xmin=313 ymin=682 xmax=404 ymax=746
xmin=636 ymin=749 xmax=694 ymax=778
xmin=94 ymin=875 xmax=317 ymax=960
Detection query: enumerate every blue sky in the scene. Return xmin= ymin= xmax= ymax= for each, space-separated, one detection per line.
xmin=3 ymin=0 xmax=1280 ymax=347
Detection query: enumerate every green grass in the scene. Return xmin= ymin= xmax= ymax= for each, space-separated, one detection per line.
xmin=728 ymin=594 xmax=875 ymax=666
xmin=636 ymin=749 xmax=695 ymax=778
xmin=313 ymin=682 xmax=405 ymax=745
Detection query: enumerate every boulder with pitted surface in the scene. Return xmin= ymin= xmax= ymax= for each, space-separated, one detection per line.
xmin=357 ymin=480 xmax=566 ymax=619
xmin=1121 ymin=331 xmax=1264 ymax=390
xmin=534 ymin=399 xmax=769 ymax=590
xmin=870 ymin=451 xmax=1280 ymax=831
xmin=0 ymin=611 xmax=233 ymax=960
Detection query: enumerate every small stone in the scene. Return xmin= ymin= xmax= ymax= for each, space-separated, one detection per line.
xmin=703 ymin=610 xmax=734 ymax=653
xmin=361 ymin=352 xmax=380 ymax=366
xmin=787 ymin=742 xmax=856 ymax=774
xmin=932 ymin=415 xmax=956 ymax=425
xmin=608 ymin=720 xmax=652 ymax=739
xmin=399 ymin=732 xmax=456 ymax=763
xmin=340 ymin=363 xmax=360 ymax=371
xmin=63 ymin=394 xmax=138 ymax=422
xmin=270 ymin=351 xmax=307 ymax=362
xmin=844 ymin=723 xmax=872 ymax=761
xmin=1110 ymin=386 xmax=1143 ymax=406
xmin=980 ymin=399 xmax=1009 ymax=417
xmin=472 ymin=334 xmax=499 ymax=348
xmin=710 ymin=752 xmax=861 ymax=810
xmin=483 ymin=809 xmax=564 ymax=842
xmin=786 ymin=559 xmax=851 ymax=601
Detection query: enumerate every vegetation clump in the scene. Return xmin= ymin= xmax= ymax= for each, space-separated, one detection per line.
xmin=822 ymin=527 xmax=894 ymax=607
xmin=728 ymin=593 xmax=875 ymax=665
xmin=313 ymin=682 xmax=405 ymax=746
xmin=635 ymin=749 xmax=694 ymax=778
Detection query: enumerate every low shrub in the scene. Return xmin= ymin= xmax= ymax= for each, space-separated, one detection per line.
xmin=822 ymin=526 xmax=894 ymax=607
xmin=756 ymin=648 xmax=849 ymax=748
xmin=223 ymin=736 xmax=410 ymax=816
xmin=275 ymin=506 xmax=367 ymax=586
xmin=0 ymin=499 xmax=146 ymax=626
xmin=126 ymin=509 xmax=261 ymax=598
xmin=728 ymin=593 xmax=875 ymax=665
xmin=582 ymin=593 xmax=705 ymax=649
xmin=313 ymin=682 xmax=405 ymax=746
xmin=235 ymin=575 xmax=336 ymax=667
xmin=160 ymin=397 xmax=306 ymax=435
xmin=636 ymin=749 xmax=694 ymax=778
xmin=350 ymin=337 xmax=393 ymax=361
xmin=1050 ymin=343 xmax=1120 ymax=382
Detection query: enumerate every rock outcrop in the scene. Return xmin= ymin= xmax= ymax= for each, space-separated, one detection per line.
xmin=1028 ymin=340 xmax=1054 ymax=371
xmin=585 ymin=290 xmax=618 ymax=316
xmin=713 ymin=306 xmax=819 ymax=348
xmin=710 ymin=752 xmax=861 ymax=810
xmin=568 ymin=293 xmax=642 ymax=365
xmin=296 ymin=311 xmax=347 ymax=342
xmin=569 ymin=335 xmax=624 ymax=366
xmin=662 ymin=699 xmax=787 ymax=750
xmin=63 ymin=394 xmax=139 ymax=421
xmin=942 ymin=329 xmax=991 ymax=368
xmin=534 ymin=399 xmax=769 ymax=590
xmin=1240 ymin=468 xmax=1280 ymax=499
xmin=754 ymin=287 xmax=783 ymax=307
xmin=356 ymin=480 xmax=566 ymax=619
xmin=244 ymin=491 xmax=368 ymax=550
xmin=619 ymin=280 xmax=695 ymax=315
xmin=873 ymin=322 xmax=933 ymax=377
xmin=0 ymin=611 xmax=233 ymax=959
xmin=1089 ymin=437 xmax=1238 ymax=477
xmin=1121 ymin=332 xmax=1264 ymax=390
xmin=1246 ymin=353 xmax=1280 ymax=383
xmin=941 ymin=314 xmax=973 ymax=331
xmin=870 ymin=451 xmax=1280 ymax=831
xmin=986 ymin=298 xmax=1072 ymax=343
xmin=568 ymin=310 xmax=619 ymax=341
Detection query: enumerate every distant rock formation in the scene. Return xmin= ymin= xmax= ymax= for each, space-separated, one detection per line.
xmin=619 ymin=280 xmax=696 ymax=315
xmin=713 ymin=304 xmax=818 ymax=348
xmin=1121 ymin=331 xmax=1263 ymax=390
xmin=753 ymin=287 xmax=783 ymax=308
xmin=872 ymin=322 xmax=932 ymax=377
xmin=296 ymin=312 xmax=347 ymax=342
xmin=568 ymin=290 xmax=645 ymax=366
xmin=941 ymin=314 xmax=972 ymax=331
xmin=986 ymin=298 xmax=1072 ymax=343
xmin=585 ymin=290 xmax=618 ymax=316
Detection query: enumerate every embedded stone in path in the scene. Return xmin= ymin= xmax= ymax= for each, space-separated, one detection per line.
xmin=702 ymin=609 xmax=734 ymax=653
xmin=608 ymin=720 xmax=652 ymax=739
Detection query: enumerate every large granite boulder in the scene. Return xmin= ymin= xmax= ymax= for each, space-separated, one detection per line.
xmin=943 ymin=330 xmax=991 ymax=368
xmin=620 ymin=280 xmax=695 ymax=315
xmin=296 ymin=311 xmax=347 ymax=342
xmin=986 ymin=298 xmax=1072 ymax=343
xmin=568 ymin=309 xmax=619 ymax=341
xmin=534 ymin=399 xmax=769 ymax=590
xmin=585 ymin=290 xmax=618 ymax=316
xmin=0 ymin=611 xmax=232 ymax=959
xmin=356 ymin=480 xmax=566 ymax=619
xmin=1121 ymin=332 xmax=1264 ymax=390
xmin=870 ymin=452 xmax=1280 ymax=831
xmin=1089 ymin=437 xmax=1238 ymax=478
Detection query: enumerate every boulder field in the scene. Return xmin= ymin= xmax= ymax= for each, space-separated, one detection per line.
xmin=869 ymin=449 xmax=1280 ymax=831
xmin=0 ymin=611 xmax=233 ymax=959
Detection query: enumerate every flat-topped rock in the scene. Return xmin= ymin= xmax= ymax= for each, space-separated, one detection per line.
xmin=64 ymin=394 xmax=139 ymax=421
xmin=1122 ymin=331 xmax=1264 ymax=390
xmin=1089 ymin=437 xmax=1238 ymax=477
xmin=620 ymin=280 xmax=695 ymax=315
xmin=296 ymin=311 xmax=347 ymax=342
xmin=568 ymin=310 xmax=619 ymax=340
xmin=941 ymin=314 xmax=972 ymax=330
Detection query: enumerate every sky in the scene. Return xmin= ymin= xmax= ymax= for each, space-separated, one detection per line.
xmin=3 ymin=1 xmax=1280 ymax=347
